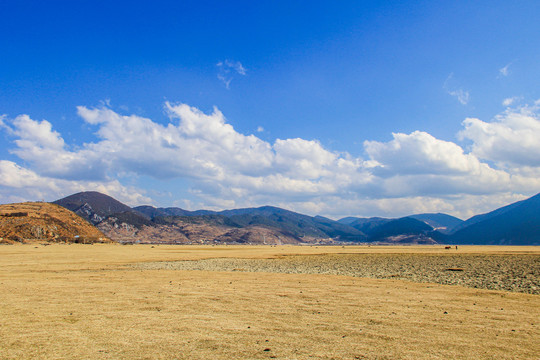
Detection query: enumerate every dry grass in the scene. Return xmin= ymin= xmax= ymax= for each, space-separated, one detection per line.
xmin=0 ymin=244 xmax=538 ymax=359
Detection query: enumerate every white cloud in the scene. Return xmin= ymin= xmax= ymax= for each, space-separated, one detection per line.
xmin=217 ymin=60 xmax=246 ymax=88
xmin=257 ymin=126 xmax=264 ymax=133
xmin=499 ymin=63 xmax=512 ymax=77
xmin=7 ymin=114 xmax=106 ymax=180
xmin=444 ymin=73 xmax=470 ymax=105
xmin=217 ymin=74 xmax=231 ymax=89
xmin=221 ymin=60 xmax=246 ymax=75
xmin=0 ymin=160 xmax=150 ymax=206
xmin=365 ymin=131 xmax=482 ymax=175
xmin=0 ymin=115 xmax=8 ymax=131
xmin=363 ymin=131 xmax=520 ymax=198
xmin=459 ymin=101 xmax=540 ymax=167
xmin=2 ymin=100 xmax=540 ymax=219
xmin=448 ymin=89 xmax=470 ymax=105
xmin=502 ymin=96 xmax=519 ymax=107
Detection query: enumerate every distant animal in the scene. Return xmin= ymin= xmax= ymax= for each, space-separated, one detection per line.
xmin=445 ymin=246 xmax=452 ymax=250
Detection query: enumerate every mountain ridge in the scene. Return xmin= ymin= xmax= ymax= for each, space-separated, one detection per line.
xmin=447 ymin=193 xmax=540 ymax=245
xmin=5 ymin=190 xmax=536 ymax=245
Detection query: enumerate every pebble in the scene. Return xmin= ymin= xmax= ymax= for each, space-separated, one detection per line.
xmin=133 ymin=253 xmax=540 ymax=294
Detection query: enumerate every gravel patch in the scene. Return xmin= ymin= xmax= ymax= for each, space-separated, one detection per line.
xmin=134 ymin=253 xmax=540 ymax=294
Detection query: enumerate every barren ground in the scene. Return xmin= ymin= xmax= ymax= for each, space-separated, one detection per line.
xmin=0 ymin=244 xmax=538 ymax=359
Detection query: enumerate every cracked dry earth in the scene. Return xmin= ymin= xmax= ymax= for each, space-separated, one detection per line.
xmin=135 ymin=253 xmax=540 ymax=294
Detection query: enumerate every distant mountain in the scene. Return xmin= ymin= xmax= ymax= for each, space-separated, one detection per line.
xmin=408 ymin=213 xmax=463 ymax=233
xmin=367 ymin=217 xmax=433 ymax=239
xmin=214 ymin=226 xmax=301 ymax=245
xmin=54 ymin=191 xmax=137 ymax=225
xmin=49 ymin=190 xmax=540 ymax=245
xmin=348 ymin=217 xmax=392 ymax=234
xmin=53 ymin=193 xmax=345 ymax=244
xmin=0 ymin=202 xmax=110 ymax=244
xmin=450 ymin=198 xmax=527 ymax=234
xmin=153 ymin=214 xmax=241 ymax=228
xmin=134 ymin=205 xmax=220 ymax=218
xmin=448 ymin=193 xmax=540 ymax=245
xmin=218 ymin=206 xmax=366 ymax=240
xmin=339 ymin=213 xmax=463 ymax=238
xmin=144 ymin=205 xmax=367 ymax=240
xmin=339 ymin=216 xmax=439 ymax=243
xmin=337 ymin=217 xmax=360 ymax=225
xmin=132 ymin=205 xmax=168 ymax=219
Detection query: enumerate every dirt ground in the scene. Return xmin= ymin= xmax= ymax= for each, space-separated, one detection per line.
xmin=0 ymin=244 xmax=538 ymax=359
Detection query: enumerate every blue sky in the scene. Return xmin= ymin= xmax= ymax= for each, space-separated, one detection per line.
xmin=1 ymin=0 xmax=540 ymax=219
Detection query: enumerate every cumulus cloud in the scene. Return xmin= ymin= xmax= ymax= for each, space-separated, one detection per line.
xmin=365 ymin=131 xmax=484 ymax=176
xmin=7 ymin=115 xmax=105 ymax=180
xmin=0 ymin=160 xmax=151 ymax=205
xmin=459 ymin=101 xmax=540 ymax=168
xmin=217 ymin=60 xmax=246 ymax=89
xmin=1 ymin=104 xmax=355 ymax=199
xmin=1 ymin=100 xmax=540 ymax=218
xmin=363 ymin=131 xmax=522 ymax=198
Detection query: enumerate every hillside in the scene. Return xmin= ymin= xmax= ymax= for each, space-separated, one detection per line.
xmin=346 ymin=217 xmax=437 ymax=244
xmin=408 ymin=213 xmax=463 ymax=233
xmin=221 ymin=206 xmax=365 ymax=240
xmin=348 ymin=217 xmax=392 ymax=234
xmin=54 ymin=191 xmax=137 ymax=224
xmin=134 ymin=205 xmax=194 ymax=218
xmin=136 ymin=204 xmax=366 ymax=242
xmin=54 ymin=193 xmax=310 ymax=244
xmin=0 ymin=202 xmax=110 ymax=244
xmin=342 ymin=213 xmax=462 ymax=233
xmin=449 ymin=193 xmax=540 ymax=245
xmin=450 ymin=197 xmax=529 ymax=234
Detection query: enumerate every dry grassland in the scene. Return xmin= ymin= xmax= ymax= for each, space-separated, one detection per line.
xmin=0 ymin=244 xmax=538 ymax=359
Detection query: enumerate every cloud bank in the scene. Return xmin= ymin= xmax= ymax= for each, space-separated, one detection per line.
xmin=1 ymin=100 xmax=540 ymax=219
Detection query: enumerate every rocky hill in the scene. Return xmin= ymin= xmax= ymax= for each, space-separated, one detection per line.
xmin=54 ymin=191 xmax=141 ymax=225
xmin=0 ymin=202 xmax=110 ymax=244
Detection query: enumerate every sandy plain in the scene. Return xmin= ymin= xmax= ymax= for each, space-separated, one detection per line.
xmin=0 ymin=244 xmax=538 ymax=359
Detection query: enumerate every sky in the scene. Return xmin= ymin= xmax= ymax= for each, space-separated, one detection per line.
xmin=1 ymin=0 xmax=540 ymax=219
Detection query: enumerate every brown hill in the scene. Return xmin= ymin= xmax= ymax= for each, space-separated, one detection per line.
xmin=0 ymin=202 xmax=111 ymax=244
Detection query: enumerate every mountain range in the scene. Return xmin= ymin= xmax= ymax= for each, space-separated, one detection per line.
xmin=45 ymin=191 xmax=540 ymax=245
xmin=448 ymin=193 xmax=540 ymax=245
